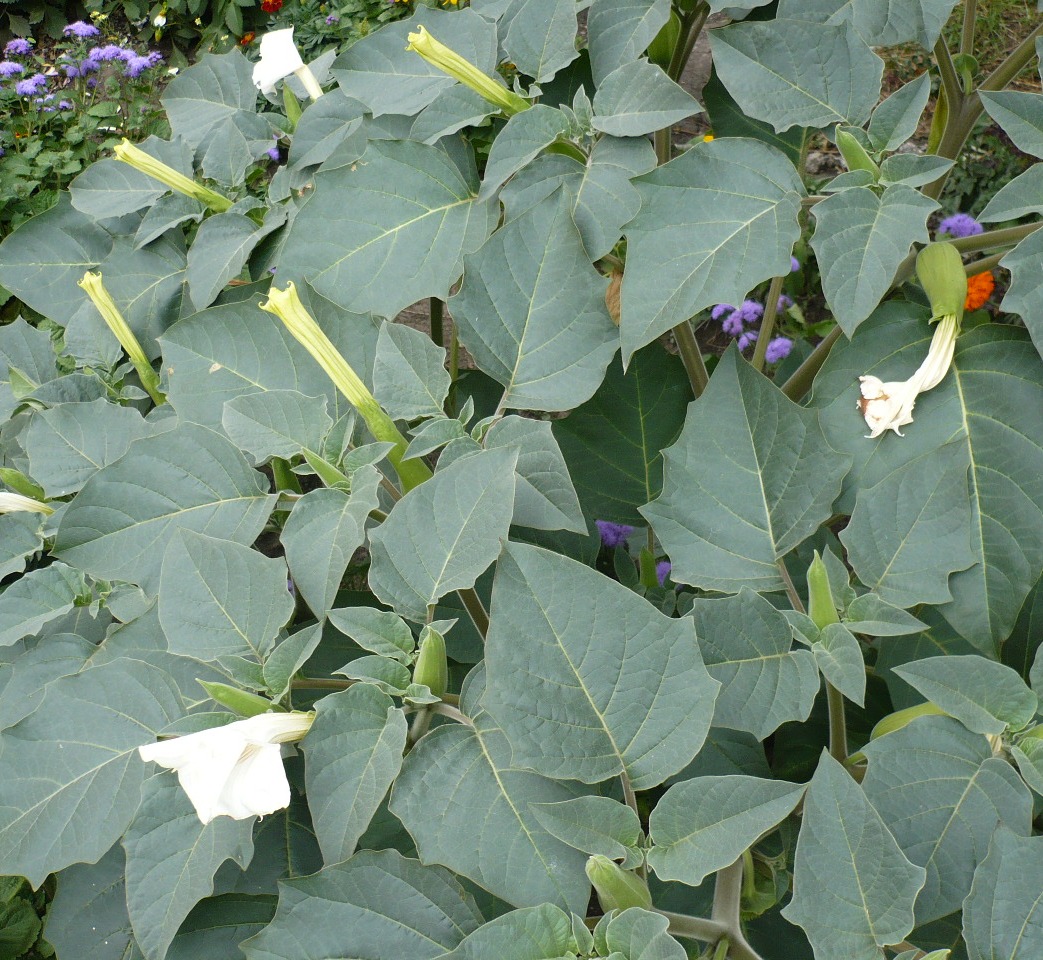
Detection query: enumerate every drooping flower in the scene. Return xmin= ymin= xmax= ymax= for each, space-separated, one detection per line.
xmin=114 ymin=138 xmax=232 ymax=212
xmin=937 ymin=212 xmax=983 ymax=239
xmin=63 ymin=21 xmax=100 ymax=38
xmin=0 ymin=491 xmax=54 ymax=515
xmin=596 ymin=520 xmax=634 ymax=548
xmin=252 ymin=28 xmax=323 ymax=99
xmin=964 ymin=271 xmax=995 ymax=311
xmin=4 ymin=39 xmax=32 ymax=57
xmin=765 ymin=336 xmax=793 ymax=363
xmin=656 ymin=560 xmax=671 ymax=586
xmin=0 ymin=61 xmax=25 ymax=77
xmin=138 ymin=711 xmax=315 ymax=824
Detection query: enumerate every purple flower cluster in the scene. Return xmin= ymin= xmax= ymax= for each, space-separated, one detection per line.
xmin=64 ymin=21 xmax=100 ymax=38
xmin=4 ymin=38 xmax=32 ymax=57
xmin=0 ymin=60 xmax=24 ymax=76
xmin=596 ymin=521 xmax=634 ymax=548
xmin=125 ymin=51 xmax=163 ymax=78
xmin=765 ymin=336 xmax=793 ymax=363
xmin=15 ymin=73 xmax=47 ymax=97
xmin=714 ymin=300 xmax=763 ymax=336
xmin=90 ymin=43 xmax=133 ymax=62
xmin=790 ymin=255 xmax=800 ymax=272
xmin=937 ymin=212 xmax=983 ymax=239
xmin=326 ymin=14 xmax=340 ymax=24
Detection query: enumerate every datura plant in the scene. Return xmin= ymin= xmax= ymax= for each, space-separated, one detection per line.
xmin=0 ymin=1 xmax=1042 ymax=958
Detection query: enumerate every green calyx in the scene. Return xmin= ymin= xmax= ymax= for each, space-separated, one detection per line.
xmin=413 ymin=626 xmax=448 ymax=699
xmin=806 ymin=551 xmax=840 ymax=631
xmin=835 ymin=128 xmax=880 ymax=180
xmin=916 ymin=242 xmax=967 ymax=324
xmin=586 ymin=855 xmax=652 ymax=913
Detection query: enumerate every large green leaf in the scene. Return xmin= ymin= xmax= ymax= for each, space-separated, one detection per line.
xmin=980 ymin=166 xmax=1043 ymax=223
xmin=0 ymin=634 xmax=93 ymax=731
xmin=0 ymin=659 xmax=184 ymax=887
xmin=0 ymin=195 xmax=114 ymax=327
xmin=776 ymin=0 xmax=960 ymax=48
xmin=483 ymin=542 xmax=719 ymax=790
xmin=278 ymin=140 xmax=496 ymax=319
xmin=619 ymin=139 xmax=804 ymax=362
xmin=451 ymin=190 xmax=618 ymax=412
xmin=782 ymin=753 xmax=926 ymax=960
xmin=303 ymin=685 xmax=407 ymax=866
xmin=241 ymin=849 xmax=483 ymax=960
xmin=554 ymin=344 xmax=689 ymax=526
xmin=185 ymin=211 xmax=268 ymax=312
xmin=368 ymin=447 xmax=516 ymax=620
xmin=0 ymin=563 xmax=87 ymax=648
xmin=862 ymin=716 xmax=1033 ymax=925
xmin=810 ymin=185 xmax=937 ymax=336
xmin=54 ymin=423 xmax=274 ymax=594
xmin=500 ymin=135 xmax=656 ymax=261
xmin=373 ymin=322 xmax=451 ymax=421
xmin=25 ymin=400 xmax=152 ymax=498
xmin=810 ymin=308 xmax=1043 ymax=652
xmin=70 ymin=159 xmax=167 ymax=221
xmin=999 ymin=227 xmax=1043 ymax=363
xmin=46 ymin=844 xmax=144 ymax=960
xmin=841 ymin=441 xmax=975 ymax=607
xmin=867 ymin=73 xmax=933 ymax=152
xmin=123 ymin=776 xmax=255 ymax=960
xmin=0 ymin=318 xmax=58 ymax=422
xmin=978 ymin=91 xmax=1043 ymax=158
xmin=161 ymin=294 xmax=378 ymax=429
xmin=479 ymin=106 xmax=572 ymax=199
xmin=390 ymin=717 xmax=591 ymax=912
xmin=166 ymin=895 xmax=276 ymax=960
xmin=221 ymin=390 xmax=333 ymax=466
xmin=963 ymin=827 xmax=1043 ymax=960
xmin=688 ymin=589 xmax=819 ymax=738
xmin=0 ymin=513 xmax=43 ymax=581
xmin=643 ymin=349 xmax=850 ymax=593
xmin=500 ymin=0 xmax=579 ymax=83
xmin=158 ymin=531 xmax=294 ymax=661
xmin=585 ymin=0 xmax=670 ymax=85
xmin=282 ymin=477 xmax=381 ymax=620
xmin=648 ymin=776 xmax=804 ymax=887
xmin=591 ymin=59 xmax=701 ymax=137
xmin=709 ymin=19 xmax=882 ymax=133
xmin=892 ymin=656 xmax=1037 ymax=735
xmin=530 ymin=796 xmax=642 ymax=862
xmin=440 ymin=904 xmax=576 ymax=960
xmin=331 ymin=8 xmax=498 ymax=117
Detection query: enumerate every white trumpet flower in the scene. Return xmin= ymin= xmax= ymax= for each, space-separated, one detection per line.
xmin=0 ymin=491 xmax=53 ymax=515
xmin=138 ymin=711 xmax=314 ymax=824
xmin=252 ymin=28 xmax=323 ymax=100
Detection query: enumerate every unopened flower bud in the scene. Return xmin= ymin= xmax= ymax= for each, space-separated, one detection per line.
xmin=806 ymin=551 xmax=839 ymax=631
xmin=835 ymin=128 xmax=880 ymax=180
xmin=413 ymin=626 xmax=448 ymax=698
xmin=586 ymin=855 xmax=652 ymax=913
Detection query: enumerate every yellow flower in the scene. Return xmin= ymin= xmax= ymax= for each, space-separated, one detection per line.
xmin=113 ymin=139 xmax=231 ymax=213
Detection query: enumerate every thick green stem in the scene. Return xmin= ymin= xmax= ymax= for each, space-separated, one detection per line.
xmin=430 ymin=297 xmax=444 ymax=348
xmin=667 ymin=3 xmax=710 ymax=83
xmin=673 ymin=319 xmax=710 ymax=398
xmin=656 ymin=911 xmax=730 ymax=945
xmin=457 ymin=586 xmax=489 ymax=639
xmin=750 ymin=276 xmax=784 ymax=373
xmin=827 ymin=681 xmax=849 ymax=763
xmin=408 ymin=706 xmax=433 ymax=745
xmin=271 ymin=457 xmax=303 ymax=494
xmin=711 ymin=859 xmax=763 ymax=960
xmin=964 ymin=250 xmax=1007 ymax=276
xmin=780 ymin=326 xmax=842 ymax=402
xmin=933 ymin=36 xmax=963 ymax=119
xmin=960 ymin=0 xmax=977 ymax=57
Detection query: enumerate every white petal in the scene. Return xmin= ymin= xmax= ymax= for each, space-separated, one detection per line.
xmin=236 ymin=711 xmax=314 ymax=744
xmin=173 ymin=733 xmax=252 ymax=824
xmin=253 ymin=28 xmax=304 ymax=93
xmin=211 ymin=742 xmax=291 ymax=820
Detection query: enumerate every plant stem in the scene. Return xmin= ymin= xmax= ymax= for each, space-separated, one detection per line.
xmin=964 ymin=250 xmax=1007 ymax=275
xmin=656 ymin=911 xmax=730 ymax=944
xmin=780 ymin=326 xmax=842 ymax=402
xmin=430 ymin=297 xmax=443 ymax=348
xmin=673 ymin=319 xmax=711 ymax=398
xmin=750 ymin=276 xmax=784 ymax=373
xmin=430 ymin=702 xmax=472 ymax=725
xmin=933 ymin=36 xmax=963 ymax=118
xmin=292 ymin=677 xmax=354 ymax=690
xmin=271 ymin=457 xmax=302 ymax=494
xmin=778 ymin=558 xmax=805 ymax=614
xmin=408 ymin=706 xmax=433 ymax=744
xmin=654 ymin=2 xmax=710 ymax=163
xmin=826 ymin=680 xmax=849 ymax=763
xmin=710 ymin=859 xmax=763 ymax=960
xmin=457 ymin=586 xmax=490 ymax=639
xmin=960 ymin=0 xmax=977 ymax=57
xmin=980 ymin=21 xmax=1043 ymax=92
xmin=950 ymin=221 xmax=1042 ymax=252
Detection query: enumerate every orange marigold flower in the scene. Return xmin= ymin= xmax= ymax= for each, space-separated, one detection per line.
xmin=240 ymin=31 xmax=256 ymax=45
xmin=965 ymin=271 xmax=995 ymax=311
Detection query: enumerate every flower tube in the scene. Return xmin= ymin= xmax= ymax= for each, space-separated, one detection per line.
xmin=139 ymin=711 xmax=314 ymax=824
xmin=252 ymin=28 xmax=323 ymax=100
xmin=113 ymin=139 xmax=232 ymax=213
xmin=0 ymin=491 xmax=53 ymax=515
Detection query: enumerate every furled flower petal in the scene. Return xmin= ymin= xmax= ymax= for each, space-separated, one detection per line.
xmin=252 ymin=28 xmax=322 ymax=99
xmin=138 ymin=711 xmax=313 ymax=824
xmin=0 ymin=491 xmax=53 ymax=514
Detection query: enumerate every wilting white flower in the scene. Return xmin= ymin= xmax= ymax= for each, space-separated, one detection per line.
xmin=138 ymin=711 xmax=314 ymax=824
xmin=0 ymin=491 xmax=53 ymax=515
xmin=857 ymin=314 xmax=958 ymax=438
xmin=252 ymin=28 xmax=323 ymax=100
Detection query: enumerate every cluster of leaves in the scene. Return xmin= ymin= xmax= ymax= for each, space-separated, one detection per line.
xmin=0 ymin=1 xmax=1042 ymax=959
xmin=0 ymin=21 xmax=169 ymax=240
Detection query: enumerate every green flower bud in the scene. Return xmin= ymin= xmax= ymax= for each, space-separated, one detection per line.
xmin=917 ymin=242 xmax=967 ymax=324
xmin=198 ymin=680 xmax=283 ymax=718
xmin=413 ymin=626 xmax=448 ymax=699
xmin=806 ymin=551 xmax=840 ymax=631
xmin=870 ymin=701 xmax=948 ymax=741
xmin=835 ymin=128 xmax=880 ymax=180
xmin=586 ymin=855 xmax=652 ymax=913
xmin=406 ymin=26 xmax=530 ymax=116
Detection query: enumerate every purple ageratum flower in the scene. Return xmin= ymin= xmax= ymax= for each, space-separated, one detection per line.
xmin=765 ymin=336 xmax=793 ymax=363
xmin=64 ymin=21 xmax=100 ymax=38
xmin=58 ymin=99 xmax=73 ymax=110
xmin=596 ymin=520 xmax=635 ymax=548
xmin=4 ymin=39 xmax=32 ymax=57
xmin=0 ymin=61 xmax=25 ymax=76
xmin=734 ymin=300 xmax=763 ymax=325
xmin=15 ymin=76 xmax=45 ymax=96
xmin=124 ymin=55 xmax=153 ymax=78
xmin=62 ymin=63 xmax=80 ymax=78
xmin=737 ymin=330 xmax=758 ymax=352
xmin=656 ymin=560 xmax=671 ymax=587
xmin=790 ymin=255 xmax=800 ymax=272
xmin=776 ymin=293 xmax=794 ymax=313
xmin=721 ymin=311 xmax=745 ymax=336
xmin=146 ymin=51 xmax=164 ymax=66
xmin=79 ymin=58 xmax=99 ymax=74
xmin=326 ymin=13 xmax=340 ymax=23
xmin=937 ymin=212 xmax=983 ymax=239
xmin=711 ymin=303 xmax=735 ymax=321
xmin=266 ymin=144 xmax=281 ymax=161
xmin=91 ymin=44 xmax=132 ymax=62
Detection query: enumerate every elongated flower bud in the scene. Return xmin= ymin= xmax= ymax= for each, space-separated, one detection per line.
xmin=806 ymin=551 xmax=839 ymax=631
xmin=870 ymin=701 xmax=947 ymax=741
xmin=917 ymin=242 xmax=967 ymax=324
xmin=113 ymin=139 xmax=232 ymax=213
xmin=835 ymin=128 xmax=880 ymax=180
xmin=260 ymin=283 xmax=431 ymax=491
xmin=79 ymin=271 xmax=166 ymax=405
xmin=586 ymin=855 xmax=653 ymax=913
xmin=406 ymin=26 xmax=530 ymax=116
xmin=413 ymin=626 xmax=448 ymax=698
xmin=0 ymin=491 xmax=53 ymax=515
